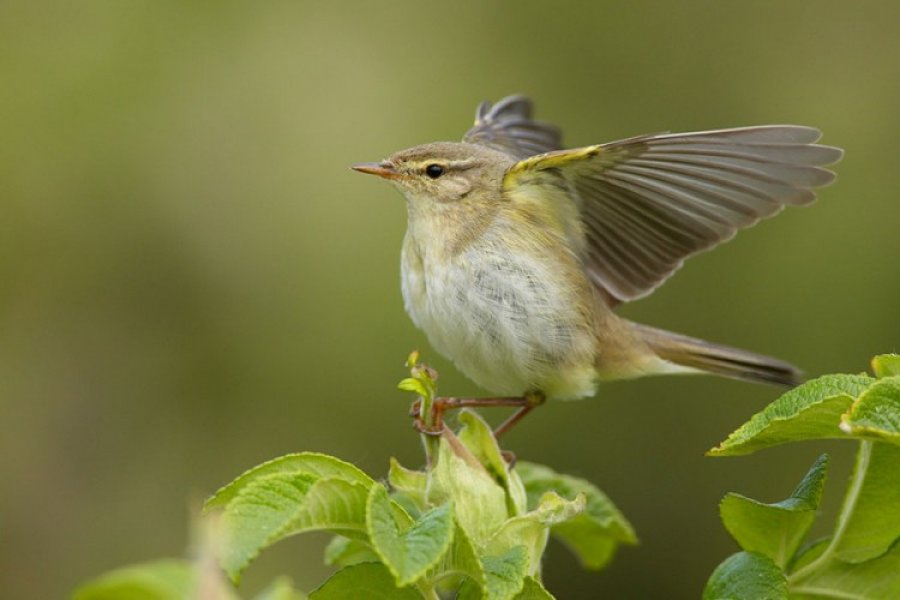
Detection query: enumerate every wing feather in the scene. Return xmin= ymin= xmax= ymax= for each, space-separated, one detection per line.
xmin=503 ymin=126 xmax=842 ymax=303
xmin=463 ymin=95 xmax=563 ymax=159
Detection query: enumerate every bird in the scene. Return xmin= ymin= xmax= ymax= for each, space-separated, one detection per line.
xmin=352 ymin=95 xmax=842 ymax=432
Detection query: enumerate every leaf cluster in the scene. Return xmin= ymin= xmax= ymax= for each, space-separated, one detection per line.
xmin=704 ymin=354 xmax=900 ymax=600
xmin=75 ymin=355 xmax=634 ymax=599
xmin=73 ymin=353 xmax=900 ymax=599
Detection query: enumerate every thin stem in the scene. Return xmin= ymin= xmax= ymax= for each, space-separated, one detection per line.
xmin=415 ymin=580 xmax=440 ymax=600
xmin=420 ymin=431 xmax=439 ymax=470
xmin=418 ymin=394 xmax=440 ymax=467
xmin=420 ymin=391 xmax=434 ymax=428
xmin=789 ymin=440 xmax=873 ymax=584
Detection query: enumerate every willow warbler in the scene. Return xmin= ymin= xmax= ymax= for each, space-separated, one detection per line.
xmin=353 ymin=95 xmax=842 ymax=406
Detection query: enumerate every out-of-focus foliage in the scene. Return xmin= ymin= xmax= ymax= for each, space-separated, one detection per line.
xmin=2 ymin=1 xmax=899 ymax=598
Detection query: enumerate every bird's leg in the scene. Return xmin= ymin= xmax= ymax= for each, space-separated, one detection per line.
xmin=411 ymin=396 xmax=526 ymax=436
xmin=492 ymin=390 xmax=546 ymax=439
xmin=409 ymin=391 xmax=546 ymax=439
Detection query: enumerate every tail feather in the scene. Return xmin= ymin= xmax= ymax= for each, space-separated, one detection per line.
xmin=634 ymin=324 xmax=802 ymax=387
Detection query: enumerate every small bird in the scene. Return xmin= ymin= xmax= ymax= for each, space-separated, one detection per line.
xmin=353 ymin=95 xmax=841 ymax=427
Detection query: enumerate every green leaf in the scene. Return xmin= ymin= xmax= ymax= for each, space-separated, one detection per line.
xmin=73 ymin=559 xmax=198 ymax=600
xmin=703 ymin=551 xmax=788 ymax=600
xmin=323 ymin=536 xmax=378 ymax=568
xmin=398 ymin=356 xmax=437 ymax=401
xmin=366 ymin=483 xmax=454 ymax=587
xmin=482 ymin=546 xmax=530 ymax=600
xmin=308 ymin=563 xmax=425 ymax=600
xmin=872 ymin=354 xmax=900 ymax=378
xmin=457 ymin=572 xmax=553 ymax=600
xmin=205 ymin=453 xmax=374 ymax=510
xmin=516 ymin=461 xmax=636 ymax=570
xmin=428 ymin=437 xmax=509 ymax=547
xmin=790 ymin=541 xmax=900 ymax=599
xmin=720 ymin=454 xmax=828 ymax=567
xmin=514 ymin=577 xmax=555 ymax=600
xmin=216 ymin=476 xmax=370 ymax=581
xmin=447 ymin=488 xmax=580 ymax=596
xmin=457 ymin=410 xmax=527 ymax=515
xmin=708 ymin=374 xmax=875 ymax=456
xmin=833 ymin=441 xmax=900 ymax=563
xmin=388 ymin=457 xmax=428 ymax=512
xmin=840 ymin=376 xmax=900 ymax=445
xmin=252 ymin=577 xmax=307 ymax=600
xmin=426 ymin=520 xmax=485 ymax=589
xmin=504 ymin=467 xmax=529 ymax=522
xmin=487 ymin=491 xmax=586 ymax=576
xmin=398 ymin=377 xmax=429 ymax=398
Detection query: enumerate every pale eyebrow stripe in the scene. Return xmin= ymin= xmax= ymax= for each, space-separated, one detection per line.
xmin=408 ymin=158 xmax=478 ymax=171
xmin=448 ymin=159 xmax=479 ymax=171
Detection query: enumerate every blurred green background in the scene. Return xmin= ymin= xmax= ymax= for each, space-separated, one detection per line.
xmin=1 ymin=1 xmax=898 ymax=598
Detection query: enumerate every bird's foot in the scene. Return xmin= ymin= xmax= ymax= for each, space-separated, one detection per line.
xmin=408 ymin=391 xmax=546 ymax=440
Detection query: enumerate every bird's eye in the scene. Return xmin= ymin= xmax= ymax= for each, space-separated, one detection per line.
xmin=425 ymin=164 xmax=445 ymax=179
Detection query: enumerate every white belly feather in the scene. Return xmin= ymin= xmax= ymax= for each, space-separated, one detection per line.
xmin=400 ymin=230 xmax=598 ymax=400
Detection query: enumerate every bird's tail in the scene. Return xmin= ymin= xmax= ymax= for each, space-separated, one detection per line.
xmin=634 ymin=324 xmax=802 ymax=387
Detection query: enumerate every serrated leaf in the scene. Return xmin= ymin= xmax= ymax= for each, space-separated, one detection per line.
xmin=323 ymin=536 xmax=378 ymax=568
xmin=703 ymin=551 xmax=788 ymax=600
xmin=457 ymin=410 xmax=527 ymax=515
xmin=217 ymin=476 xmax=369 ymax=581
xmin=457 ymin=572 xmax=553 ymax=600
xmin=833 ymin=441 xmax=900 ymax=563
xmin=308 ymin=563 xmax=425 ymax=599
xmin=487 ymin=491 xmax=585 ymax=576
xmin=708 ymin=374 xmax=875 ymax=456
xmin=205 ymin=453 xmax=374 ymax=510
xmin=72 ymin=559 xmax=199 ymax=600
xmin=252 ymin=577 xmax=307 ymax=600
xmin=426 ymin=520 xmax=485 ymax=589
xmin=514 ymin=577 xmax=555 ymax=599
xmin=367 ymin=483 xmax=454 ymax=587
xmin=516 ymin=461 xmax=636 ymax=570
xmin=790 ymin=541 xmax=900 ymax=599
xmin=841 ymin=376 xmax=900 ymax=445
xmin=872 ymin=354 xmax=900 ymax=378
xmin=720 ymin=454 xmax=828 ymax=567
xmin=482 ymin=545 xmax=530 ymax=600
xmin=388 ymin=458 xmax=428 ymax=512
xmin=428 ymin=437 xmax=509 ymax=547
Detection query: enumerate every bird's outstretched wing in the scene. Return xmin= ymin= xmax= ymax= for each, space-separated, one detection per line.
xmin=503 ymin=126 xmax=843 ymax=304
xmin=463 ymin=95 xmax=563 ymax=159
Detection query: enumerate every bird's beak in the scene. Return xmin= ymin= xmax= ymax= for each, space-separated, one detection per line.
xmin=351 ymin=161 xmax=401 ymax=180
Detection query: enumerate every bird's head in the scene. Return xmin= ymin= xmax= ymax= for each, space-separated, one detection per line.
xmin=353 ymin=142 xmax=513 ymax=209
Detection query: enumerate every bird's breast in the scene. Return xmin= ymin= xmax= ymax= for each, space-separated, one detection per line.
xmin=400 ymin=222 xmax=600 ymax=399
